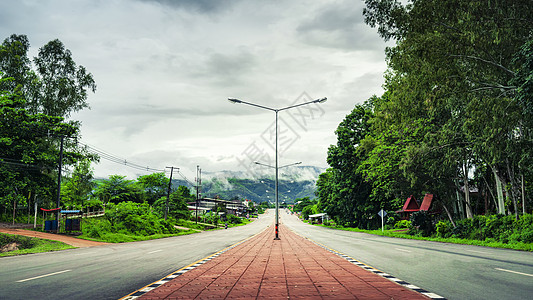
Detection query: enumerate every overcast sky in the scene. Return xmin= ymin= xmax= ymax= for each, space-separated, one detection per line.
xmin=1 ymin=0 xmax=390 ymax=180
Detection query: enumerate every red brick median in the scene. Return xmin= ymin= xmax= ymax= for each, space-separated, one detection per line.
xmin=139 ymin=224 xmax=429 ymax=299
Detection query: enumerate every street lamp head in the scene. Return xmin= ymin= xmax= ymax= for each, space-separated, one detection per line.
xmin=314 ymin=97 xmax=327 ymax=104
xmin=228 ymin=98 xmax=242 ymax=104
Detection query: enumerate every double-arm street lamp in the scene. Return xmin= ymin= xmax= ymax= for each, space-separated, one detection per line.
xmin=228 ymin=97 xmax=327 ymax=239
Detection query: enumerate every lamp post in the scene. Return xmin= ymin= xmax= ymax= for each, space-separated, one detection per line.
xmin=228 ymin=97 xmax=327 ymax=239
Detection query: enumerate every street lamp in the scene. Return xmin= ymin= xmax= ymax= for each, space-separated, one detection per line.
xmin=228 ymin=97 xmax=327 ymax=239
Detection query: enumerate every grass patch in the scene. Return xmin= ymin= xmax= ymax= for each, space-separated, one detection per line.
xmin=318 ymin=224 xmax=533 ymax=251
xmin=0 ymin=233 xmax=74 ymax=257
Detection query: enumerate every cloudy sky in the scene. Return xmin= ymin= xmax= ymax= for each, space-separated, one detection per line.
xmin=1 ymin=0 xmax=390 ymax=179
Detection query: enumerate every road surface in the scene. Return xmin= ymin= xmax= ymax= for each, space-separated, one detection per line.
xmin=281 ymin=210 xmax=533 ymax=300
xmin=0 ymin=212 xmax=273 ymax=300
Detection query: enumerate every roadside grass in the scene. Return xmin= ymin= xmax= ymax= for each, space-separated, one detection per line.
xmin=0 ymin=233 xmax=74 ymax=257
xmin=317 ymin=224 xmax=533 ymax=251
xmin=78 ymin=231 xmax=197 ymax=243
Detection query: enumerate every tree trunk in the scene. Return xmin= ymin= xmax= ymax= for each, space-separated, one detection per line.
xmin=443 ymin=203 xmax=456 ymax=227
xmin=34 ymin=195 xmax=38 ymax=229
xmin=12 ymin=196 xmax=17 ymax=225
xmin=506 ymin=159 xmax=519 ymax=219
xmin=463 ymin=161 xmax=473 ymax=218
xmin=493 ymin=169 xmax=506 ymax=214
xmin=522 ymin=174 xmax=527 ymax=215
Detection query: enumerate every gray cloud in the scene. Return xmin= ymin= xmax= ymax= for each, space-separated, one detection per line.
xmin=139 ymin=0 xmax=240 ymax=14
xmin=296 ymin=1 xmax=384 ymax=51
xmin=2 ymin=0 xmax=388 ymax=178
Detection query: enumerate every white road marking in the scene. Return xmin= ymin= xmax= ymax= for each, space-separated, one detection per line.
xmin=148 ymin=250 xmax=163 ymax=254
xmin=395 ymin=248 xmax=412 ymax=253
xmin=495 ymin=268 xmax=533 ymax=277
xmin=17 ymin=269 xmax=72 ymax=283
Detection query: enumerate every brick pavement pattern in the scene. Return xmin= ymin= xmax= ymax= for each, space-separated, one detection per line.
xmin=138 ymin=224 xmax=428 ymax=300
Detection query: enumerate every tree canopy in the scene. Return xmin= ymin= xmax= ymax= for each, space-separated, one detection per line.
xmin=316 ymin=0 xmax=533 ymax=228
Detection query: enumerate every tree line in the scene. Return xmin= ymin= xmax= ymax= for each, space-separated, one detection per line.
xmin=316 ymin=0 xmax=533 ymax=229
xmin=1 ymin=34 xmax=97 ymax=220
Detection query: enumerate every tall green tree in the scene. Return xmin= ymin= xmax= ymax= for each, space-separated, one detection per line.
xmin=154 ymin=185 xmax=193 ymax=220
xmin=94 ymin=175 xmax=144 ymax=204
xmin=61 ymin=159 xmax=95 ymax=209
xmin=137 ymin=172 xmax=169 ymax=205
xmin=317 ymin=104 xmax=377 ymax=228
xmin=363 ymin=0 xmax=533 ymax=217
xmin=0 ymin=34 xmax=97 ymax=215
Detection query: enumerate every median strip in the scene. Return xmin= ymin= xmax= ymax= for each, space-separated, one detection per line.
xmin=17 ymin=270 xmax=72 ymax=283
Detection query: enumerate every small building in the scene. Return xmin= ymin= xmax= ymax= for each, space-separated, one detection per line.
xmin=395 ymin=194 xmax=434 ymax=220
xmin=308 ymin=213 xmax=328 ymax=224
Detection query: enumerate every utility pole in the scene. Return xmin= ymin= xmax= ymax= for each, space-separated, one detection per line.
xmin=56 ymin=135 xmax=65 ymax=226
xmin=165 ymin=166 xmax=178 ymax=221
xmin=195 ymin=165 xmax=201 ymax=224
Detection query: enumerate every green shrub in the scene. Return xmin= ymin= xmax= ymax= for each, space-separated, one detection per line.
xmin=435 ymin=220 xmax=452 ymax=238
xmin=409 ymin=211 xmax=434 ymax=237
xmin=1 ymin=233 xmax=36 ymax=249
xmin=226 ymin=214 xmax=242 ymax=224
xmin=394 ymin=220 xmax=411 ymax=229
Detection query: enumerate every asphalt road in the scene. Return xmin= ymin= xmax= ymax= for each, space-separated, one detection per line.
xmin=0 ymin=211 xmax=273 ymax=300
xmin=3 ymin=209 xmax=532 ymax=300
xmin=280 ymin=210 xmax=533 ymax=300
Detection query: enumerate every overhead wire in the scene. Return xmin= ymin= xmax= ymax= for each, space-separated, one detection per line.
xmin=78 ymin=141 xmax=165 ymax=173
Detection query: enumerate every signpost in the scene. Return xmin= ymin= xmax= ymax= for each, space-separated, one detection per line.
xmin=378 ymin=209 xmax=387 ymax=232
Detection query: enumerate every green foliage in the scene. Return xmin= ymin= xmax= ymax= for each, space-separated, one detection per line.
xmin=394 ymin=220 xmax=411 ymax=229
xmin=301 ymin=204 xmax=318 ymax=220
xmin=409 ymin=210 xmax=434 ymax=237
xmin=137 ymin=173 xmax=169 ymax=205
xmin=61 ymin=159 xmax=95 ymax=209
xmin=93 ymin=175 xmax=144 ymax=204
xmin=0 ymin=34 xmax=97 ymax=216
xmin=0 ymin=233 xmax=74 ymax=257
xmin=0 ymin=232 xmax=36 ymax=249
xmin=293 ymin=197 xmax=315 ymax=212
xmin=225 ymin=214 xmax=242 ymax=224
xmin=433 ymin=214 xmax=533 ymax=244
xmin=152 ymin=186 xmax=192 ymax=220
xmin=81 ymin=201 xmax=181 ymax=242
xmin=316 ymin=0 xmax=533 ymax=231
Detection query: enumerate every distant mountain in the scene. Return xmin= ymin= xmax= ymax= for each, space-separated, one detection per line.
xmin=170 ymin=166 xmax=325 ymax=204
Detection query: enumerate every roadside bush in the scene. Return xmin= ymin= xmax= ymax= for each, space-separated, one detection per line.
xmin=0 ymin=233 xmax=36 ymax=249
xmin=447 ymin=214 xmax=533 ymax=244
xmin=435 ymin=220 xmax=452 ymax=238
xmin=409 ymin=211 xmax=434 ymax=237
xmin=82 ymin=201 xmax=178 ymax=240
xmin=394 ymin=220 xmax=411 ymax=229
xmin=226 ymin=214 xmax=242 ymax=224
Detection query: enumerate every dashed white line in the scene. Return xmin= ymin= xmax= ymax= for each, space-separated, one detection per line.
xmin=17 ymin=270 xmax=72 ymax=283
xmin=495 ymin=268 xmax=533 ymax=277
xmin=395 ymin=248 xmax=412 ymax=253
xmin=148 ymin=250 xmax=163 ymax=254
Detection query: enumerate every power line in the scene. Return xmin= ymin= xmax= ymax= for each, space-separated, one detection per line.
xmin=78 ymin=142 xmax=165 ymax=173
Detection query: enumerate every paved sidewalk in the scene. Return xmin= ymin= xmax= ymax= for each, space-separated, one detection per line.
xmin=0 ymin=228 xmax=107 ymax=248
xmin=131 ymin=224 xmax=431 ymax=299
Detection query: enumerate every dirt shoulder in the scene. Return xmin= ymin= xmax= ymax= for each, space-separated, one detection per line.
xmin=0 ymin=227 xmax=108 ymax=248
